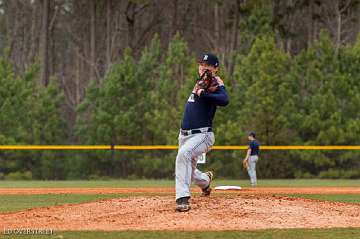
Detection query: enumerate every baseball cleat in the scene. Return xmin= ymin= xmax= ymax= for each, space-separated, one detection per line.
xmin=201 ymin=171 xmax=214 ymax=196
xmin=175 ymin=196 xmax=191 ymax=212
xmin=206 ymin=171 xmax=214 ymax=181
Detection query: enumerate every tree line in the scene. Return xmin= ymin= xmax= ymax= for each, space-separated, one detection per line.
xmin=0 ymin=0 xmax=360 ymax=179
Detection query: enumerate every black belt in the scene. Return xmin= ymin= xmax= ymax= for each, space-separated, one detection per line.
xmin=180 ymin=127 xmax=212 ymax=136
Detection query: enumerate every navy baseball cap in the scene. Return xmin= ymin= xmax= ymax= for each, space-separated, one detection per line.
xmin=198 ymin=53 xmax=219 ymax=67
xmin=248 ymin=132 xmax=256 ymax=138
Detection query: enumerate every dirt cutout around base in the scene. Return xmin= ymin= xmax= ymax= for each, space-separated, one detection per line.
xmin=0 ymin=194 xmax=359 ymax=231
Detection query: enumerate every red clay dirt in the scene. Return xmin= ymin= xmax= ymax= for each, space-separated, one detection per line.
xmin=0 ymin=187 xmax=360 ymax=231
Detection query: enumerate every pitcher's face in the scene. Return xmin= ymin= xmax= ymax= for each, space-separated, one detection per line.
xmin=198 ymin=63 xmax=218 ymax=76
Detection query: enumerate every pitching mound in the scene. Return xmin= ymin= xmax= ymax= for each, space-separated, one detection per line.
xmin=0 ymin=195 xmax=359 ymax=231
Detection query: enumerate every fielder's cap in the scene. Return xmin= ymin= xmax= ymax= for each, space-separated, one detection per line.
xmin=248 ymin=132 xmax=256 ymax=138
xmin=198 ymin=53 xmax=219 ymax=67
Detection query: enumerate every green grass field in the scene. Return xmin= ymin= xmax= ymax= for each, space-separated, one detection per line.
xmin=0 ymin=194 xmax=127 ymax=212
xmin=1 ymin=228 xmax=360 ymax=239
xmin=0 ymin=179 xmax=359 ymax=239
xmin=0 ymin=179 xmax=358 ymax=188
xmin=288 ymin=194 xmax=360 ymax=204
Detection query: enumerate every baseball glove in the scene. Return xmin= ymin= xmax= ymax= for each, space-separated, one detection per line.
xmin=242 ymin=159 xmax=249 ymax=170
xmin=196 ymin=70 xmax=219 ymax=93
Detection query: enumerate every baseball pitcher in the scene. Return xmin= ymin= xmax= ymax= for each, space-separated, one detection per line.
xmin=175 ymin=53 xmax=229 ymax=212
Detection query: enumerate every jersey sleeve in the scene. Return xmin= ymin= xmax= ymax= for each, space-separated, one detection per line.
xmin=201 ymin=86 xmax=229 ymax=106
xmin=249 ymin=141 xmax=255 ymax=151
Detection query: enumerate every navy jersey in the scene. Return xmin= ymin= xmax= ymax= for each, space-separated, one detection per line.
xmin=181 ymin=86 xmax=229 ymax=130
xmin=249 ymin=140 xmax=260 ymax=156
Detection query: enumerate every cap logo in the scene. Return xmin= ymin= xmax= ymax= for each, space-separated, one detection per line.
xmin=203 ymin=55 xmax=208 ymax=61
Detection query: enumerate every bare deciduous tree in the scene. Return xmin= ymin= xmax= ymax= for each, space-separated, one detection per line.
xmin=40 ymin=0 xmax=49 ymax=86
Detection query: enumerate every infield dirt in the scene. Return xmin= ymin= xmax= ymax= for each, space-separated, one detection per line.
xmin=0 ymin=187 xmax=359 ymax=231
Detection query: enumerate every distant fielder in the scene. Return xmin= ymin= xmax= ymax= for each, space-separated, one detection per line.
xmin=175 ymin=53 xmax=229 ymax=212
xmin=243 ymin=132 xmax=260 ymax=186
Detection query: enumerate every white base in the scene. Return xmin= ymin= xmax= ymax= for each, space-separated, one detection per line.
xmin=214 ymin=185 xmax=242 ymax=190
